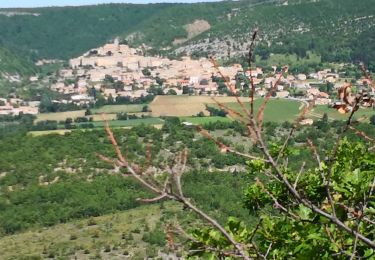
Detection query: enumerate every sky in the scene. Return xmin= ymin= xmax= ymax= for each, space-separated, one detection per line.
xmin=0 ymin=0 xmax=220 ymax=8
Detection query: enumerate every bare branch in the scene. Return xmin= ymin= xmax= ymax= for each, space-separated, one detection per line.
xmin=276 ymin=101 xmax=312 ymax=164
xmin=252 ymin=117 xmax=375 ymax=249
xmin=197 ymin=126 xmax=266 ymax=161
xmin=256 ymin=178 xmax=299 ymax=219
xmin=308 ymin=138 xmax=337 ymax=218
xmin=248 ymin=29 xmax=258 ymax=119
xmin=256 ymin=68 xmax=287 ymax=130
xmin=210 ymin=57 xmax=251 ymax=119
xmin=101 ymin=120 xmax=251 ymax=259
xmin=348 ymin=125 xmax=375 ymax=144
xmin=137 ymin=194 xmax=168 ymax=203
xmin=293 ymin=162 xmax=306 ymax=189
xmin=264 ymin=242 xmax=273 ymax=259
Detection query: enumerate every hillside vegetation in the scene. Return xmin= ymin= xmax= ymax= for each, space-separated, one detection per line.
xmin=177 ymin=0 xmax=375 ymax=67
xmin=1 ymin=109 xmax=375 ymax=258
xmin=0 ymin=46 xmax=36 ymax=76
xmin=0 ymin=0 xmax=374 ymax=69
xmin=0 ymin=1 xmax=248 ymax=59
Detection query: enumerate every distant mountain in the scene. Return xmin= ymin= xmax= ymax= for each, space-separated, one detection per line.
xmin=171 ymin=0 xmax=375 ymax=67
xmin=0 ymin=0 xmax=374 ymax=68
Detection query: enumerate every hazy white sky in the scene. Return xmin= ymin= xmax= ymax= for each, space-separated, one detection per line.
xmin=0 ymin=0 xmax=221 ymax=8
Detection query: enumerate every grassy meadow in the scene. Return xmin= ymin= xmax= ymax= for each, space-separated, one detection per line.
xmin=78 ymin=118 xmax=164 ymax=128
xmin=35 ymin=104 xmax=146 ymax=123
xmin=310 ymin=105 xmax=375 ymax=121
xmin=91 ymin=104 xmax=145 ymax=114
xmin=0 ymin=203 xmax=181 ymax=259
xmin=211 ymin=98 xmax=302 ymax=123
xmin=180 ymin=116 xmax=232 ymax=125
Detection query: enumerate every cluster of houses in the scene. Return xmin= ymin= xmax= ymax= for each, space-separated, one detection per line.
xmin=47 ymin=40 xmax=347 ymax=107
xmin=3 ymin=40 xmax=373 ymax=117
xmin=0 ymin=97 xmax=39 ymax=116
xmin=52 ymin=40 xmax=223 ymax=103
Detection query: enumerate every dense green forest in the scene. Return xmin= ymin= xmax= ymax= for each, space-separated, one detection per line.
xmin=0 ymin=1 xmax=247 ymax=59
xmin=0 ymin=0 xmax=374 ymax=70
xmin=1 ymin=116 xmax=374 ymax=234
xmin=0 ymin=46 xmax=37 ymax=76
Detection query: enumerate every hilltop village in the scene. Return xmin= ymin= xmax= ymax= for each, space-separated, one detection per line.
xmin=56 ymin=40 xmax=337 ymax=104
xmin=1 ymin=40 xmax=374 ymax=117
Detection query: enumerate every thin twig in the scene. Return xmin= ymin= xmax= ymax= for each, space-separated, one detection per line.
xmin=264 ymin=242 xmax=273 ymax=259
xmin=293 ymin=162 xmax=306 ymax=189
xmin=248 ymin=29 xmax=258 ymax=119
xmin=307 ymin=139 xmax=336 ymax=218
xmin=257 ymin=68 xmax=287 ymax=130
xmin=101 ymin=122 xmax=251 ymax=259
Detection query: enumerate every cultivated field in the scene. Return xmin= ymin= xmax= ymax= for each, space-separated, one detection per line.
xmin=310 ymin=106 xmax=375 ymax=121
xmin=35 ymin=104 xmax=146 ymax=123
xmin=212 ymin=98 xmax=302 ymax=123
xmin=91 ymin=104 xmax=145 ymax=114
xmin=28 ymin=129 xmax=72 ymax=137
xmin=79 ymin=118 xmax=164 ymax=128
xmin=35 ymin=110 xmax=86 ymax=122
xmin=150 ymin=95 xmax=250 ymax=117
xmin=180 ymin=116 xmax=232 ymax=125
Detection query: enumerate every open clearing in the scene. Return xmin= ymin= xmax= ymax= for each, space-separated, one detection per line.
xmin=35 ymin=105 xmax=146 ymax=123
xmin=150 ymin=95 xmax=251 ymax=117
xmin=28 ymin=129 xmax=72 ymax=137
xmin=91 ymin=104 xmax=145 ymax=114
xmin=80 ymin=118 xmax=164 ymax=128
xmin=36 ymin=112 xmax=117 ymax=122
xmin=310 ymin=106 xmax=374 ymax=121
xmin=29 ymin=118 xmax=164 ymax=136
xmin=0 ymin=202 xmax=180 ymax=259
xmin=36 ymin=110 xmax=86 ymax=122
xmin=181 ymin=116 xmax=232 ymax=125
xmin=212 ymin=98 xmax=301 ymax=123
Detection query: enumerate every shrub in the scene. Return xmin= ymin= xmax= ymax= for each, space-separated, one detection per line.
xmin=104 ymin=245 xmax=111 ymax=252
xmin=87 ymin=217 xmax=97 ymax=226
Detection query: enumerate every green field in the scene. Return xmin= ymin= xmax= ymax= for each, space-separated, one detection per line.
xmin=92 ymin=104 xmax=145 ymax=114
xmin=211 ymin=98 xmax=302 ymax=123
xmin=28 ymin=129 xmax=72 ymax=137
xmin=35 ymin=105 xmax=147 ymax=123
xmin=79 ymin=118 xmax=164 ymax=128
xmin=310 ymin=106 xmax=375 ymax=121
xmin=29 ymin=118 xmax=164 ymax=136
xmin=180 ymin=116 xmax=233 ymax=125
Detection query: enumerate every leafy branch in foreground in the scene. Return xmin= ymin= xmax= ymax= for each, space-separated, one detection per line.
xmin=98 ymin=30 xmax=375 ymax=259
xmin=98 ymin=121 xmax=255 ymax=259
xmin=193 ymin=31 xmax=375 ymax=258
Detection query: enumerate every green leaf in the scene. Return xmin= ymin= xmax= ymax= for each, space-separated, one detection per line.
xmin=297 ymin=205 xmax=312 ymax=220
xmin=364 ymin=249 xmax=374 ymax=258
